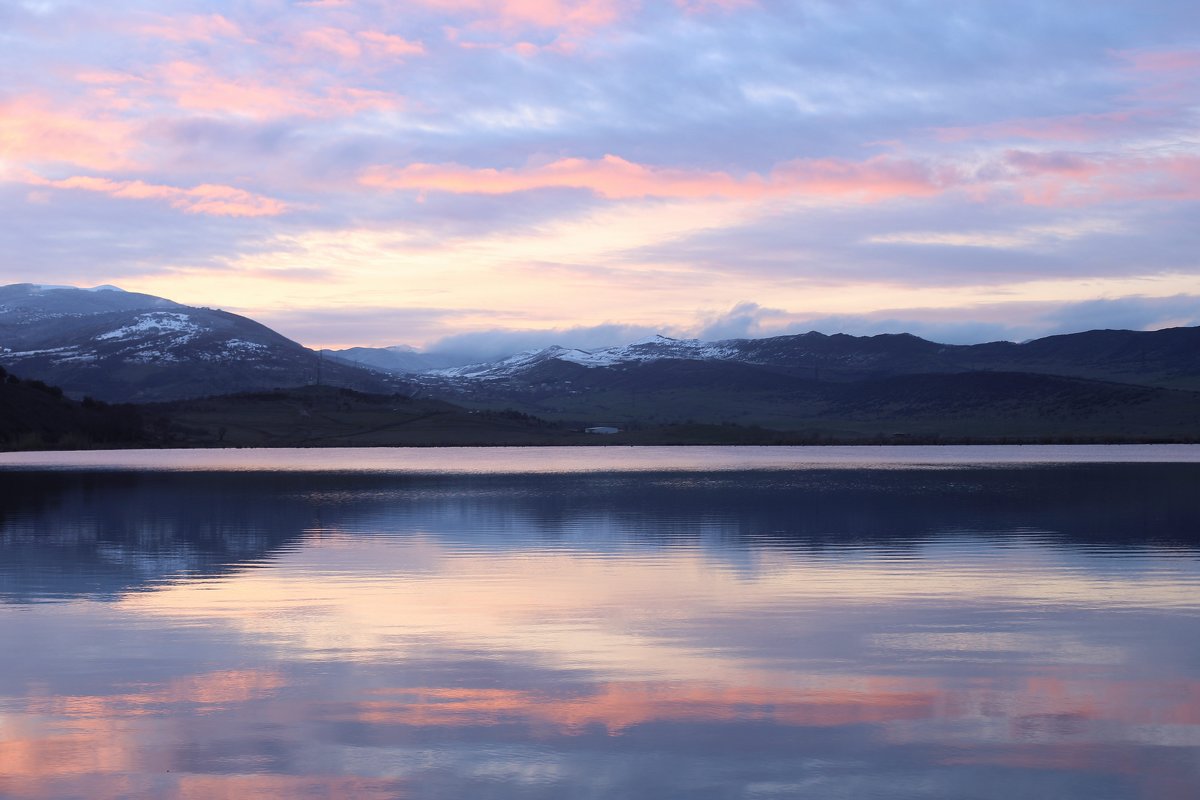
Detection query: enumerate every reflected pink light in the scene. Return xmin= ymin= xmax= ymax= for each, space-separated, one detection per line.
xmin=347 ymin=672 xmax=1200 ymax=734
xmin=173 ymin=775 xmax=406 ymax=800
xmin=351 ymin=680 xmax=941 ymax=733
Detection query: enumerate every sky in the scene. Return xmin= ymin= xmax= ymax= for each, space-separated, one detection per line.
xmin=2 ymin=0 xmax=1199 ymax=354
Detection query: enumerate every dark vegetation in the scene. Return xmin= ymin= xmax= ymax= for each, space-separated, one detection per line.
xmin=144 ymin=385 xmax=580 ymax=447
xmin=0 ymin=365 xmax=145 ymax=449
xmin=2 ymin=369 xmax=1197 ymax=451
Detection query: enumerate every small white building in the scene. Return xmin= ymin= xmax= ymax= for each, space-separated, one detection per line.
xmin=585 ymin=426 xmax=621 ymax=435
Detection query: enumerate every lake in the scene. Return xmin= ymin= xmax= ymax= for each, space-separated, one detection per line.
xmin=1 ymin=446 xmax=1198 ymax=799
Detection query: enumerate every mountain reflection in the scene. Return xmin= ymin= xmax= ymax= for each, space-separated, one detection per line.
xmin=3 ymin=465 xmax=1198 ymax=603
xmin=1 ymin=461 xmax=1199 ymax=799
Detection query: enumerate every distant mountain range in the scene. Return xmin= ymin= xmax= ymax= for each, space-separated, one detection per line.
xmin=0 ymin=283 xmax=397 ymax=402
xmin=2 ymin=282 xmax=1198 ymax=442
xmin=324 ymin=327 xmax=1200 ymax=436
xmin=335 ymin=328 xmax=1200 ymax=391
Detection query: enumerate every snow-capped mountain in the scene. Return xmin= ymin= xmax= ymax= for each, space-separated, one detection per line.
xmin=410 ymin=331 xmax=966 ymax=390
xmin=383 ymin=325 xmax=1200 ymax=426
xmin=6 ymin=281 xmax=1197 ymax=414
xmin=402 ymin=325 xmax=1200 ymax=391
xmin=0 ymin=283 xmax=396 ymax=402
xmin=431 ymin=335 xmax=742 ymax=379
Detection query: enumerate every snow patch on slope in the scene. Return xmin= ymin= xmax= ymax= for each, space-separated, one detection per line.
xmin=429 ymin=335 xmax=741 ymax=380
xmin=95 ymin=312 xmax=202 ymax=342
xmin=434 ymin=346 xmax=575 ymax=379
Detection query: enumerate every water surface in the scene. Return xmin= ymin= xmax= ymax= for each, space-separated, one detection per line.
xmin=1 ymin=447 xmax=1198 ymax=798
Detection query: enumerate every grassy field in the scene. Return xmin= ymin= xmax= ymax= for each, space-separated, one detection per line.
xmin=147 ymin=380 xmax=1200 ymax=448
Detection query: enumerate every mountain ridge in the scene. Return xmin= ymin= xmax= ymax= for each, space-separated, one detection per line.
xmin=2 ymin=283 xmax=1197 ymax=441
xmin=0 ymin=283 xmax=399 ymax=402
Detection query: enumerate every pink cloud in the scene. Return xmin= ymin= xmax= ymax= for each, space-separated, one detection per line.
xmin=360 ymin=153 xmax=946 ymax=201
xmin=419 ymin=0 xmax=628 ymax=33
xmin=675 ymin=0 xmax=756 ymax=12
xmin=296 ymin=27 xmax=364 ymax=59
xmin=1121 ymin=49 xmax=1200 ymax=73
xmin=1005 ymin=150 xmax=1101 ymax=177
xmin=938 ymin=49 xmax=1197 ymax=146
xmin=151 ymin=60 xmax=401 ymax=119
xmin=359 ymin=31 xmax=427 ymax=58
xmin=295 ymin=28 xmax=427 ymax=60
xmin=511 ymin=37 xmax=577 ymax=56
xmin=0 ymin=96 xmax=140 ymax=171
xmin=74 ymin=71 xmax=146 ymax=86
xmin=135 ymin=14 xmax=245 ymax=44
xmin=24 ymin=174 xmax=290 ymax=217
xmin=361 ymin=149 xmax=1200 ymax=210
xmin=936 ymin=110 xmax=1158 ymax=144
xmin=773 ymin=157 xmax=950 ymax=202
xmin=1002 ymin=150 xmax=1200 ymax=206
xmin=1118 ymin=48 xmax=1200 ymax=105
xmin=334 ymin=87 xmax=406 ymax=113
xmin=156 ymin=61 xmax=306 ymax=118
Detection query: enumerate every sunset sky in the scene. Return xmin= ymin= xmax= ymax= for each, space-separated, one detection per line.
xmin=3 ymin=0 xmax=1198 ymax=353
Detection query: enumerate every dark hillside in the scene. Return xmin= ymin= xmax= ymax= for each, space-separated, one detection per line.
xmin=965 ymin=327 xmax=1200 ymax=390
xmin=0 ymin=366 xmax=145 ymax=449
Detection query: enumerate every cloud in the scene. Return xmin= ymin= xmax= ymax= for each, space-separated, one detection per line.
xmin=23 ymin=174 xmax=290 ymax=217
xmin=422 ymin=0 xmax=629 ymax=34
xmin=362 ymin=147 xmax=1200 ymax=209
xmin=424 ymin=322 xmax=662 ymax=362
xmin=361 ymin=153 xmax=947 ymax=201
xmin=134 ymin=13 xmax=246 ymax=44
xmin=359 ymin=30 xmax=427 ymax=57
xmin=675 ymin=0 xmax=756 ymax=12
xmin=0 ymin=95 xmax=140 ymax=170
xmin=292 ymin=27 xmax=428 ymax=60
xmin=936 ymin=111 xmax=1165 ymax=145
xmin=148 ymin=60 xmax=404 ymax=119
xmin=0 ymin=182 xmax=282 ymax=280
xmin=249 ymin=306 xmax=488 ymax=350
xmin=1120 ymin=48 xmax=1200 ymax=74
xmin=294 ymin=26 xmax=365 ymax=59
xmin=625 ymin=189 xmax=1200 ymax=286
xmin=693 ymin=295 xmax=1200 ymax=345
xmin=1040 ymin=294 xmax=1200 ymax=334
xmin=3 ymin=0 xmax=1199 ymax=346
xmin=263 ymin=294 xmax=1200 ymax=353
xmin=1001 ymin=151 xmax=1200 ymax=206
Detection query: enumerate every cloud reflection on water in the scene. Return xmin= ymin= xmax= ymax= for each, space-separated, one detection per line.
xmin=1 ymin=461 xmax=1199 ymax=798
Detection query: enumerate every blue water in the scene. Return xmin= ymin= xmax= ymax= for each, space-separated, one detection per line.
xmin=1 ymin=446 xmax=1198 ymax=799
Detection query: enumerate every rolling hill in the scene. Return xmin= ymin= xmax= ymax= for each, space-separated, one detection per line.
xmin=3 ymin=283 xmax=1197 ymax=443
xmin=0 ymin=284 xmax=400 ymax=402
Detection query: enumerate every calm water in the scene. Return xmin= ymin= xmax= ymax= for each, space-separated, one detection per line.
xmin=1 ymin=446 xmax=1198 ymax=799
